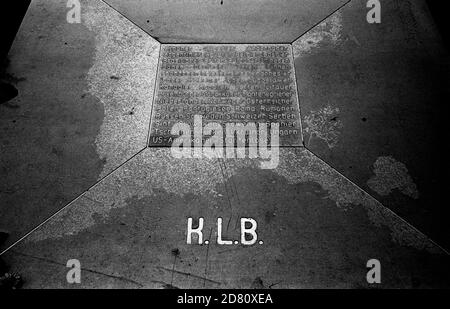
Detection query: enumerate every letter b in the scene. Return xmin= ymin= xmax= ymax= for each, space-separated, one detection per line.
xmin=241 ymin=218 xmax=258 ymax=245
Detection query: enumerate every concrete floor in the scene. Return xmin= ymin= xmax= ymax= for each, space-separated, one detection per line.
xmin=104 ymin=0 xmax=348 ymax=43
xmin=0 ymin=0 xmax=449 ymax=288
xmin=293 ymin=0 xmax=450 ymax=249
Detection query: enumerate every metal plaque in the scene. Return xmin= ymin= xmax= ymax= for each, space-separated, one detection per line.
xmin=149 ymin=44 xmax=302 ymax=147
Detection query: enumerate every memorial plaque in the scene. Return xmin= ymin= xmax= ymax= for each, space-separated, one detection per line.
xmin=149 ymin=44 xmax=303 ymax=147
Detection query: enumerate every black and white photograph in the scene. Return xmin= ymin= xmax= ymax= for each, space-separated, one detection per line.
xmin=0 ymin=0 xmax=449 ymax=297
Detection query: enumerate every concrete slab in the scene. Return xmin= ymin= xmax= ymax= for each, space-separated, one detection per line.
xmin=0 ymin=0 xmax=160 ymax=250
xmin=3 ymin=148 xmax=448 ymax=288
xmin=293 ymin=0 xmax=450 ymax=250
xmin=1 ymin=0 xmax=448 ymax=289
xmin=104 ymin=0 xmax=348 ymax=43
xmin=2 ymin=251 xmax=141 ymax=288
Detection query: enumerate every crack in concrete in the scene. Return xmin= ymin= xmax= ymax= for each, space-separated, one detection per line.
xmin=157 ymin=266 xmax=221 ymax=286
xmin=10 ymin=250 xmax=144 ymax=287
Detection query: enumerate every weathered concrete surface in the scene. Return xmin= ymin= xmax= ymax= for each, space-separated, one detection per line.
xmin=293 ymin=0 xmax=450 ymax=250
xmin=2 ymin=251 xmax=141 ymax=288
xmin=104 ymin=0 xmax=348 ymax=43
xmin=0 ymin=0 xmax=160 ymax=250
xmin=3 ymin=148 xmax=448 ymax=288
xmin=1 ymin=0 xmax=448 ymax=289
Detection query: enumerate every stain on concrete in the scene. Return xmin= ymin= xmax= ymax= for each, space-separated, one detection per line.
xmin=292 ymin=0 xmax=450 ymax=250
xmin=27 ymin=149 xmax=224 ymax=241
xmin=367 ymin=156 xmax=419 ymax=199
xmin=250 ymin=277 xmax=265 ymax=289
xmin=292 ymin=11 xmax=342 ymax=58
xmin=270 ymin=149 xmax=437 ymax=253
xmin=25 ymin=148 xmax=269 ymax=242
xmin=24 ymin=192 xmax=222 ymax=288
xmin=27 ymin=148 xmax=441 ymax=255
xmin=11 ymin=163 xmax=450 ymax=288
xmin=0 ymin=0 xmax=105 ymax=248
xmin=83 ymin=0 xmax=160 ymax=178
xmin=303 ymin=105 xmax=343 ymax=148
xmin=0 ymin=0 xmax=161 ymax=250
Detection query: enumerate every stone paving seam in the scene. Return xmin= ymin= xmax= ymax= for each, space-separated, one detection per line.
xmin=146 ymin=45 xmax=163 ymax=146
xmin=102 ymin=0 xmax=351 ymax=45
xmin=289 ymin=44 xmax=305 ymax=145
xmin=305 ymin=148 xmax=450 ymax=256
xmin=0 ymin=148 xmax=148 ymax=256
xmin=98 ymin=0 xmax=162 ymax=44
xmin=10 ymin=250 xmax=144 ymax=287
xmin=290 ymin=0 xmax=353 ymax=44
